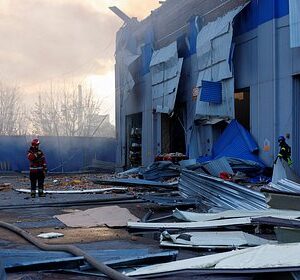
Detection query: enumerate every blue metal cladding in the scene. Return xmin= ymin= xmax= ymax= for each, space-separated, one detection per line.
xmin=188 ymin=16 xmax=198 ymax=55
xmin=234 ymin=0 xmax=289 ymax=36
xmin=200 ymin=80 xmax=222 ymax=104
xmin=0 ymin=136 xmax=117 ymax=172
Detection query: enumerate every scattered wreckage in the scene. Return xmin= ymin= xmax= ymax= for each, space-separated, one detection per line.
xmin=1 ymin=122 xmax=300 ymax=279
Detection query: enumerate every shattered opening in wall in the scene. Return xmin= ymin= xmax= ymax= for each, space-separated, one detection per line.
xmin=234 ymin=88 xmax=250 ymax=131
xmin=161 ymin=102 xmax=186 ymax=155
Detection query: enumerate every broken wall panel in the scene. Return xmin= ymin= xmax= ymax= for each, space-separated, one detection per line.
xmin=150 ymin=42 xmax=183 ymax=114
xmin=195 ymin=5 xmax=247 ymax=120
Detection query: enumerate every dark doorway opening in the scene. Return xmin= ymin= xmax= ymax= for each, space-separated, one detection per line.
xmin=126 ymin=113 xmax=142 ymax=167
xmin=235 ymin=88 xmax=250 ymax=131
xmin=161 ymin=103 xmax=186 ymax=154
xmin=293 ymin=75 xmax=300 ymax=175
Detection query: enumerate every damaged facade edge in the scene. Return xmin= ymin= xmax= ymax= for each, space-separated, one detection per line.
xmin=113 ymin=0 xmax=300 ymax=173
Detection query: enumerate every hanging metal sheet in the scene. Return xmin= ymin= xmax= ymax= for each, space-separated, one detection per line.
xmin=289 ymin=0 xmax=300 ymax=48
xmin=150 ymin=42 xmax=183 ymax=114
xmin=117 ymin=48 xmax=140 ymax=95
xmin=195 ymin=4 xmax=247 ymax=119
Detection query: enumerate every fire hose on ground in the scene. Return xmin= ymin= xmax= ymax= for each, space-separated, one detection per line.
xmin=0 ymin=221 xmax=135 ymax=280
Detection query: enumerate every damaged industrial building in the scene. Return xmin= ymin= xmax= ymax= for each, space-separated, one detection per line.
xmin=1 ymin=0 xmax=300 ymax=279
xmin=114 ymin=0 xmax=300 ymax=173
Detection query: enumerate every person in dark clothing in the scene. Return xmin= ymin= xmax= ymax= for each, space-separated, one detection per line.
xmin=27 ymin=138 xmax=47 ymax=198
xmin=277 ymin=136 xmax=292 ymax=166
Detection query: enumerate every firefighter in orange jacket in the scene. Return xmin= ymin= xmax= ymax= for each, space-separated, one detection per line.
xmin=27 ymin=138 xmax=47 ymax=198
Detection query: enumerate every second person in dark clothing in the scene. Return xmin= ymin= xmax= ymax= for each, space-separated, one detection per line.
xmin=277 ymin=136 xmax=292 ymax=166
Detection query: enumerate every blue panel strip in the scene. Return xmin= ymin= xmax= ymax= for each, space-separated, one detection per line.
xmin=234 ymin=0 xmax=289 ymax=36
xmin=141 ymin=43 xmax=153 ymax=75
xmin=200 ymin=80 xmax=222 ymax=104
xmin=188 ymin=16 xmax=198 ymax=55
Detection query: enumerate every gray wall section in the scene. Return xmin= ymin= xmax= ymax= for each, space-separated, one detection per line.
xmin=234 ymin=15 xmax=296 ymax=166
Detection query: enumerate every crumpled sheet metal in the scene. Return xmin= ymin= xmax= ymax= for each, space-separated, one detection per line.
xmin=160 ymin=231 xmax=275 ymax=249
xmin=127 ymin=217 xmax=252 ymax=230
xmin=178 ymin=169 xmax=266 ymax=210
xmin=142 ymin=161 xmax=180 ymax=181
xmin=173 ymin=209 xmax=300 ymax=222
xmin=126 ymin=243 xmax=300 ymax=276
xmin=201 ymin=157 xmax=233 ymax=177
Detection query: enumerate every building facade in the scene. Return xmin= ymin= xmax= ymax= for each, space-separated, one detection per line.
xmin=114 ymin=0 xmax=300 ymax=173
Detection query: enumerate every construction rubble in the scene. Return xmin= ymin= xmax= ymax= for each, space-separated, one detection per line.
xmin=1 ymin=129 xmax=300 ymax=280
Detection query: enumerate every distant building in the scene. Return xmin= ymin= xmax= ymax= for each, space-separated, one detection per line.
xmin=114 ymin=0 xmax=300 ymax=173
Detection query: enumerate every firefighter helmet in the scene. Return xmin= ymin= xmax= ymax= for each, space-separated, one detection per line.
xmin=278 ymin=136 xmax=285 ymax=143
xmin=31 ymin=138 xmax=40 ymax=146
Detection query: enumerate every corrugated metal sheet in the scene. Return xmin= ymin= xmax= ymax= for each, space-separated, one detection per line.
xmin=150 ymin=43 xmax=183 ymax=113
xmin=173 ymin=209 xmax=300 ymax=222
xmin=150 ymin=42 xmax=177 ymax=67
xmin=200 ymin=80 xmax=222 ymax=104
xmin=128 ymin=217 xmax=252 ymax=230
xmin=178 ymin=169 xmax=266 ymax=210
xmin=117 ymin=49 xmax=140 ymax=94
xmin=195 ymin=5 xmax=247 ymax=119
xmin=127 ymin=243 xmax=300 ymax=276
xmin=196 ymin=6 xmax=245 ymax=79
xmin=202 ymin=157 xmax=233 ymax=177
xmin=160 ymin=231 xmax=274 ymax=249
xmin=289 ymin=0 xmax=300 ymax=48
xmin=196 ymin=78 xmax=234 ymax=119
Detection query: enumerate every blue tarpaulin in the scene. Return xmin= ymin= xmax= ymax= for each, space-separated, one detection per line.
xmin=198 ymin=120 xmax=265 ymax=166
xmin=0 ymin=136 xmax=116 ymax=172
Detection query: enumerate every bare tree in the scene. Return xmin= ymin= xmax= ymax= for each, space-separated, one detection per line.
xmin=0 ymin=83 xmax=28 ymax=135
xmin=31 ymin=84 xmax=114 ymax=137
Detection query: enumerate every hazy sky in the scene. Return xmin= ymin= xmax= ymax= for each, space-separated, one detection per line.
xmin=0 ymin=0 xmax=160 ymax=123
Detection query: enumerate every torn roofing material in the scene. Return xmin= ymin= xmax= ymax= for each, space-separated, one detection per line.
xmin=160 ymin=231 xmax=275 ymax=249
xmin=126 ymin=243 xmax=300 ymax=276
xmin=142 ymin=161 xmax=180 ymax=181
xmin=178 ymin=169 xmax=266 ymax=210
xmin=173 ymin=209 xmax=300 ymax=222
xmin=15 ymin=187 xmax=127 ymax=194
xmin=127 ymin=217 xmax=252 ymax=230
xmin=92 ymin=178 xmax=178 ymax=189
